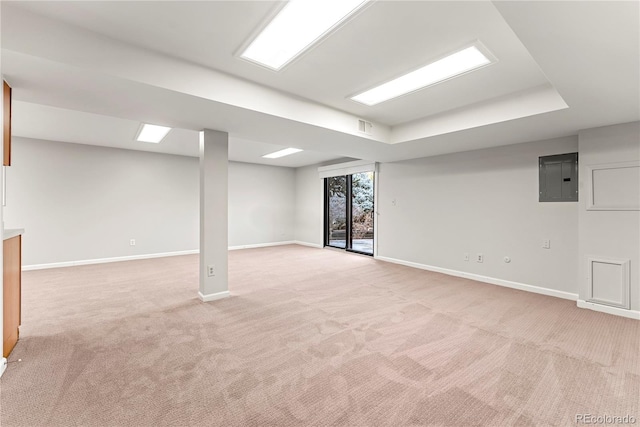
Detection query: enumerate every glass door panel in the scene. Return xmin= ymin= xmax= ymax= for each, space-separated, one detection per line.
xmin=350 ymin=172 xmax=374 ymax=254
xmin=327 ymin=176 xmax=347 ymax=248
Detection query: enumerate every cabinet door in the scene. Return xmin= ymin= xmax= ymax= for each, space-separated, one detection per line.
xmin=3 ymin=236 xmax=21 ymax=357
xmin=3 ymin=80 xmax=11 ymax=167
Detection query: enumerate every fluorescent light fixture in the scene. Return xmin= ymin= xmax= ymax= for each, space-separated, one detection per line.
xmin=136 ymin=124 xmax=172 ymax=143
xmin=351 ymin=45 xmax=493 ymax=106
xmin=241 ymin=0 xmax=369 ymax=70
xmin=262 ymin=148 xmax=303 ymax=159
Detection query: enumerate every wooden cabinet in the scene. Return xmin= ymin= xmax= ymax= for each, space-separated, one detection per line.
xmin=3 ymin=235 xmax=21 ymax=357
xmin=3 ymin=80 xmax=11 ymax=167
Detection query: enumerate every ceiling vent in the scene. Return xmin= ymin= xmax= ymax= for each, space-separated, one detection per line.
xmin=358 ymin=119 xmax=373 ymax=135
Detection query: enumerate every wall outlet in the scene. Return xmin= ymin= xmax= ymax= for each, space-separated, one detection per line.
xmin=130 ymin=239 xmax=136 ymax=246
xmin=463 ymin=253 xmax=469 ymax=261
xmin=207 ymin=265 xmax=215 ymax=277
xmin=543 ymin=239 xmax=551 ymax=249
xmin=476 ymin=253 xmax=483 ymax=263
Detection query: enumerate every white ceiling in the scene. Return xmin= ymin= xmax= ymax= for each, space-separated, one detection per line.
xmin=6 ymin=0 xmax=554 ymax=126
xmin=1 ymin=1 xmax=638 ymax=164
xmin=11 ymin=101 xmax=346 ymax=167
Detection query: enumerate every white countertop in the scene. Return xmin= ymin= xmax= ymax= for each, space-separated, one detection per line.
xmin=3 ymin=229 xmax=24 ymax=240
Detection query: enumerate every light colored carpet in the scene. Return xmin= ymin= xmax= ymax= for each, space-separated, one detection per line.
xmin=0 ymin=245 xmax=638 ymax=426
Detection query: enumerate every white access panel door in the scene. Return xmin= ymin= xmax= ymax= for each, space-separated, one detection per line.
xmin=586 ymin=161 xmax=640 ymax=211
xmin=586 ymin=257 xmax=630 ymax=309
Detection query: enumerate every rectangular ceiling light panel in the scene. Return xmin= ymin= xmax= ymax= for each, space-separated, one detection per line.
xmin=136 ymin=124 xmax=172 ymax=143
xmin=351 ymin=45 xmax=493 ymax=106
xmin=241 ymin=0 xmax=369 ymax=70
xmin=262 ymin=148 xmax=303 ymax=159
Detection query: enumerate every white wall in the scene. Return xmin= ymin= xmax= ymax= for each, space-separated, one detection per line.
xmin=1 ymin=35 xmax=6 ymax=374
xmin=4 ymin=137 xmax=296 ymax=266
xmin=229 ymin=161 xmax=295 ymax=247
xmin=578 ymin=121 xmax=640 ymax=311
xmin=376 ymin=136 xmax=580 ymax=295
xmin=294 ymin=164 xmax=324 ymax=247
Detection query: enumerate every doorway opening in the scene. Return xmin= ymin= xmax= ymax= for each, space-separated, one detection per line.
xmin=324 ymin=172 xmax=374 ymax=255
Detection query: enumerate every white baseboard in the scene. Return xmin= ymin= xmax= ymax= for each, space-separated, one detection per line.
xmin=577 ymin=300 xmax=640 ymax=320
xmin=0 ymin=358 xmax=7 ymax=378
xmin=23 ymin=242 xmax=300 ymax=271
xmin=198 ymin=290 xmax=230 ymax=302
xmin=228 ymin=241 xmax=295 ymax=251
xmin=23 ymin=250 xmax=200 ymax=271
xmin=375 ymin=256 xmax=579 ymax=301
xmin=293 ymin=241 xmax=323 ymax=249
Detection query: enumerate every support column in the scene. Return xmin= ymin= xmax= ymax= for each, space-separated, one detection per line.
xmin=198 ymin=129 xmax=229 ymax=302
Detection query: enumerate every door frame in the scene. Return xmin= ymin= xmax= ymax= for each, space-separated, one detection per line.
xmin=323 ymin=173 xmax=375 ymax=256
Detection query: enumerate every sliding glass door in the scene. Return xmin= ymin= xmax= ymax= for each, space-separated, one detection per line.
xmin=324 ymin=172 xmax=374 ymax=255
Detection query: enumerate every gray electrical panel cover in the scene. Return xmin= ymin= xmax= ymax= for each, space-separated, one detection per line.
xmin=539 ymin=153 xmax=578 ymax=202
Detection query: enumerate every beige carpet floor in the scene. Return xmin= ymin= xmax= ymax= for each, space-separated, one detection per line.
xmin=0 ymin=245 xmax=638 ymax=426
